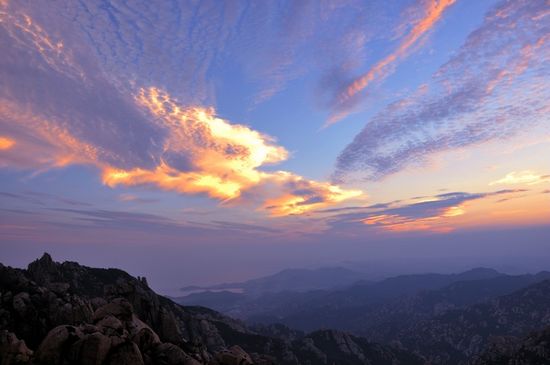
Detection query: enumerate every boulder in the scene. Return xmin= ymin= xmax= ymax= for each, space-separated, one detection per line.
xmin=93 ymin=298 xmax=133 ymax=322
xmin=35 ymin=325 xmax=83 ymax=364
xmin=70 ymin=331 xmax=111 ymax=365
xmin=152 ymin=342 xmax=202 ymax=365
xmin=96 ymin=315 xmax=124 ymax=336
xmin=0 ymin=330 xmax=33 ymax=365
xmin=12 ymin=292 xmax=30 ymax=317
xmin=213 ymin=345 xmax=253 ymax=365
xmin=105 ymin=341 xmax=144 ymax=365
xmin=132 ymin=327 xmax=161 ymax=353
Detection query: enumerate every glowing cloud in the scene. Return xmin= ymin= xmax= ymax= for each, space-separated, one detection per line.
xmin=327 ymin=0 xmax=456 ymax=125
xmin=490 ymin=171 xmax=550 ymax=186
xmin=262 ymin=172 xmax=363 ymax=217
xmin=101 ymin=88 xmax=362 ymax=214
xmin=0 ymin=136 xmax=15 ymax=150
xmin=0 ymin=6 xmax=362 ymax=217
xmin=325 ymin=190 xmax=526 ymax=233
xmin=360 ymin=201 xmax=465 ymax=233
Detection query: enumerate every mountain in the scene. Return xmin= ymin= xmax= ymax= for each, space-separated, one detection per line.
xmin=180 ymin=267 xmax=371 ymax=296
xmin=179 ymin=291 xmax=247 ymax=313
xmin=0 ymin=253 xmax=422 ymax=365
xmin=173 ymin=266 xmax=550 ymax=364
xmin=275 ymin=271 xmax=550 ymax=333
xmin=472 ymin=325 xmax=550 ymax=365
xmin=177 ymin=267 xmax=507 ymax=326
xmin=371 ymin=279 xmax=550 ymax=364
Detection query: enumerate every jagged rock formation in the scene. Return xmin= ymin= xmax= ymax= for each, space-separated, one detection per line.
xmin=0 ymin=254 xmax=422 ymax=365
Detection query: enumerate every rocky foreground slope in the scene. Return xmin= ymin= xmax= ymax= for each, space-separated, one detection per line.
xmin=0 ymin=254 xmax=422 ymax=365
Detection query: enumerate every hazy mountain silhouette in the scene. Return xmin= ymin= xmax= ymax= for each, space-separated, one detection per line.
xmin=180 ymin=267 xmax=371 ymax=296
xmin=0 ymin=254 xmax=422 ymax=365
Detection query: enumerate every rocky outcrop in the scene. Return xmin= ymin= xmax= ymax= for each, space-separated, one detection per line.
xmin=471 ymin=325 xmax=550 ymax=365
xmin=0 ymin=330 xmax=33 ymax=365
xmin=30 ymin=298 xmax=203 ymax=365
xmin=0 ymin=254 xmax=423 ymax=365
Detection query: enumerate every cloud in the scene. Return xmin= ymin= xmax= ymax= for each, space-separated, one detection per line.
xmin=326 ymin=0 xmax=456 ymax=125
xmin=102 ymin=88 xmax=362 ymax=215
xmin=490 ymin=171 xmax=550 ymax=186
xmin=117 ymin=194 xmax=159 ymax=204
xmin=324 ymin=189 xmax=527 ymax=232
xmin=0 ymin=9 xmax=362 ymax=216
xmin=0 ymin=136 xmax=15 ymax=150
xmin=335 ymin=0 xmax=550 ymax=181
xmin=48 ymin=208 xmax=193 ymax=233
xmin=210 ymin=220 xmax=279 ymax=234
xmin=0 ymin=191 xmax=91 ymax=207
xmin=0 ymin=0 xmax=413 ymax=110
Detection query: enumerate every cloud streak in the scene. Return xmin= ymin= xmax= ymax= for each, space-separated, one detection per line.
xmin=335 ymin=0 xmax=550 ymax=181
xmin=324 ymin=189 xmax=527 ymax=233
xmin=326 ymin=0 xmax=456 ymax=125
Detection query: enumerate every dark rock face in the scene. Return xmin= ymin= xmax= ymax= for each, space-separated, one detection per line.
xmin=0 ymin=330 xmax=33 ymax=365
xmin=472 ymin=325 xmax=550 ymax=365
xmin=0 ymin=254 xmax=422 ymax=365
xmin=376 ymin=280 xmax=550 ymax=364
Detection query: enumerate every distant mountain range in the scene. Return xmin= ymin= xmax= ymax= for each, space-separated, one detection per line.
xmin=2 ymin=254 xmax=549 ymax=364
xmin=0 ymin=254 xmax=422 ymax=365
xmin=174 ymin=267 xmax=511 ymax=319
xmin=180 ymin=267 xmax=372 ymax=296
xmin=175 ymin=266 xmax=550 ymax=364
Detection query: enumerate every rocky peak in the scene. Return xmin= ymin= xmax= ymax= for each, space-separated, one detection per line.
xmin=1 ymin=254 xmax=425 ymax=365
xmin=27 ymin=252 xmax=60 ymax=285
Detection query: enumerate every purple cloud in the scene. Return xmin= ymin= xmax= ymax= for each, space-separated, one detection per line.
xmin=324 ymin=189 xmax=528 ymax=232
xmin=334 ymin=0 xmax=550 ymax=181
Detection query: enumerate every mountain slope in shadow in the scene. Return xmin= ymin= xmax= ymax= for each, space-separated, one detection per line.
xmin=0 ymin=253 xmax=422 ymax=365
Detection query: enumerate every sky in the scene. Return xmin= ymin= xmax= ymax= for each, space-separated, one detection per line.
xmin=1 ymin=0 xmax=549 ymax=295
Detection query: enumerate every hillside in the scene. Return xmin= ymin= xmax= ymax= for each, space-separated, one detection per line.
xmin=0 ymin=254 xmax=422 ymax=365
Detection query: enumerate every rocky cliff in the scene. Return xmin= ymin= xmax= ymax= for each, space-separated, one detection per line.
xmin=0 ymin=254 xmax=422 ymax=365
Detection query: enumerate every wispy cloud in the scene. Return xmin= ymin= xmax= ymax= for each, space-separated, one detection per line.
xmin=1 ymin=191 xmax=91 ymax=207
xmin=0 ymin=8 xmax=362 ymax=216
xmin=324 ymin=189 xmax=527 ymax=232
xmin=326 ymin=0 xmax=456 ymax=125
xmin=335 ymin=0 xmax=550 ymax=181
xmin=117 ymin=194 xmax=159 ymax=204
xmin=490 ymin=171 xmax=550 ymax=186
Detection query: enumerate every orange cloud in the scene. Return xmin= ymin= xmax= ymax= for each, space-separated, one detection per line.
xmin=328 ymin=0 xmax=456 ymax=125
xmin=0 ymin=136 xmax=15 ymax=150
xmin=262 ymin=172 xmax=362 ymax=216
xmin=101 ymin=87 xmax=362 ymax=214
xmin=361 ymin=204 xmax=463 ymax=233
xmin=0 ymin=100 xmax=101 ymax=168
xmin=2 ymin=83 xmax=362 ymax=216
xmin=0 ymin=10 xmax=83 ymax=81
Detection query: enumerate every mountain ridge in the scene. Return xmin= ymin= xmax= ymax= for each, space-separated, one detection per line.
xmin=0 ymin=253 xmax=423 ymax=365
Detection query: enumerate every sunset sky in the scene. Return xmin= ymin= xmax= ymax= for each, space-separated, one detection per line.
xmin=1 ymin=0 xmax=549 ymax=294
